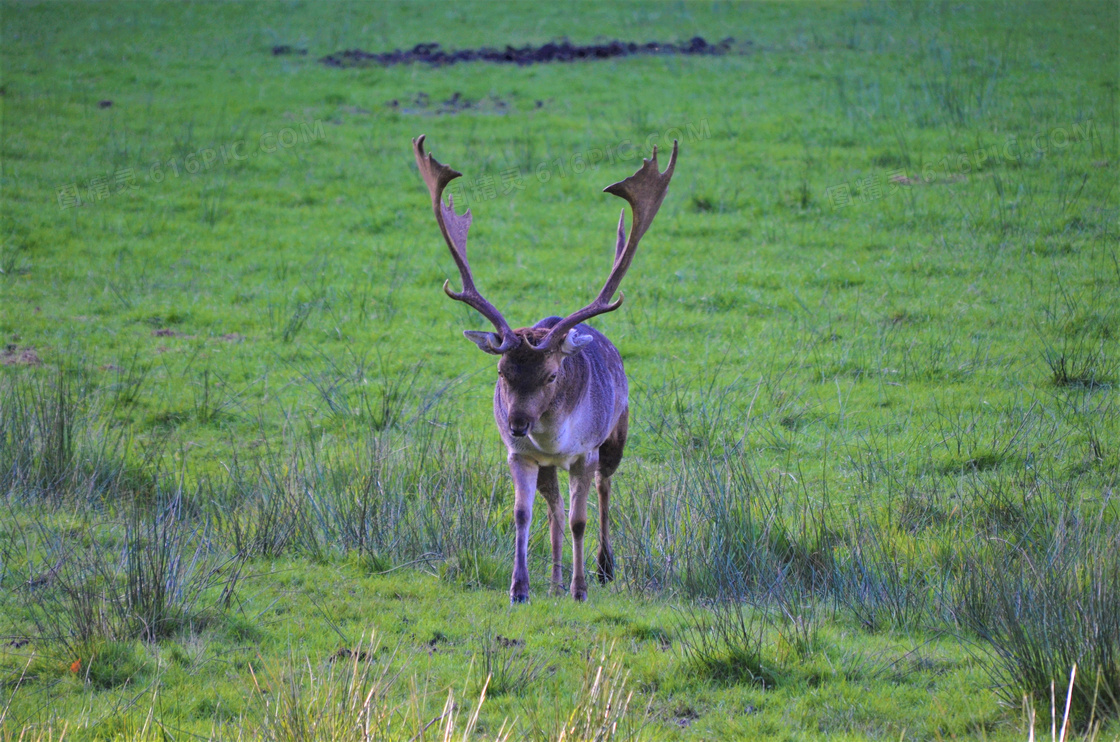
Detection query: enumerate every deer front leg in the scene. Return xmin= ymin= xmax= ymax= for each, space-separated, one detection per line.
xmin=537 ymin=466 xmax=566 ymax=595
xmin=508 ymin=453 xmax=539 ymax=604
xmin=567 ymin=453 xmax=598 ymax=602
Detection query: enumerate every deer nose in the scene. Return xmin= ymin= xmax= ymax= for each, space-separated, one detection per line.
xmin=508 ymin=418 xmax=531 ymax=437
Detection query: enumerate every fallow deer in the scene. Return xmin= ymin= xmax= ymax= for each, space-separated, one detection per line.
xmin=413 ymin=134 xmax=677 ymax=603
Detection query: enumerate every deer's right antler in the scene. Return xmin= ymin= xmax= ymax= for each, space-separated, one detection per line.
xmin=413 ymin=135 xmax=518 ymax=353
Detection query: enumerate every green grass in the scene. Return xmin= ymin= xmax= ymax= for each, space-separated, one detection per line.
xmin=2 ymin=1 xmax=1119 ymax=739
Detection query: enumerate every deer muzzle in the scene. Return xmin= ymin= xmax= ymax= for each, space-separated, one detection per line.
xmin=508 ymin=414 xmax=533 ymax=437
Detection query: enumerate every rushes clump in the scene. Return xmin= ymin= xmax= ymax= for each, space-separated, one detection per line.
xmin=0 ymin=367 xmax=154 ymax=503
xmin=16 ymin=490 xmax=234 ymax=651
xmin=474 ymin=627 xmax=544 ymax=697
xmin=955 ymin=507 xmax=1120 ymax=732
xmin=677 ymin=596 xmax=776 ymax=688
xmin=1037 ymin=282 xmax=1118 ymax=389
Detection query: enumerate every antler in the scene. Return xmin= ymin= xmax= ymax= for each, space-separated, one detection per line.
xmin=413 ymin=135 xmax=518 ymax=353
xmin=535 ymin=140 xmax=678 ymax=351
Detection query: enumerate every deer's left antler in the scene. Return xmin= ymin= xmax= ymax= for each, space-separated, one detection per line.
xmin=535 ymin=140 xmax=678 ymax=351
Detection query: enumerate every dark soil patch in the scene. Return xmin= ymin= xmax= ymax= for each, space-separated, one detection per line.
xmin=387 ymin=91 xmax=510 ymax=116
xmin=321 ymin=36 xmax=738 ymax=69
xmin=152 ymin=328 xmax=194 ymax=338
xmin=1 ymin=345 xmax=41 ymax=366
xmin=272 ymin=45 xmax=307 ymax=57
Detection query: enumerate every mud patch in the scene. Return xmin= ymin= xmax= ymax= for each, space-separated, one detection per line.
xmin=387 ymin=91 xmax=511 ymax=116
xmin=272 ymin=45 xmax=307 ymax=57
xmin=1 ymin=345 xmax=42 ymax=366
xmin=321 ymin=36 xmax=737 ymax=69
xmin=152 ymin=328 xmax=195 ymax=338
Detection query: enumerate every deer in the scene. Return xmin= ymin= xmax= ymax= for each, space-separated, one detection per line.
xmin=412 ymin=134 xmax=677 ymax=603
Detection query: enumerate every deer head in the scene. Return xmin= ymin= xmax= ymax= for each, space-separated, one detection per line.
xmin=413 ymin=134 xmax=677 ymax=437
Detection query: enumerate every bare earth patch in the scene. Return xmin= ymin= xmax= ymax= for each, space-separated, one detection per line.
xmin=1 ymin=344 xmax=42 ymax=366
xmin=387 ymin=91 xmax=512 ymax=116
xmin=152 ymin=328 xmax=195 ymax=338
xmin=320 ymin=36 xmax=738 ymax=68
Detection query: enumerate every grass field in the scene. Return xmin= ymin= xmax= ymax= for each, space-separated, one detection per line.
xmin=1 ymin=1 xmax=1118 ymax=739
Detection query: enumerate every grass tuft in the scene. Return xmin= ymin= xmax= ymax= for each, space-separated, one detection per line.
xmin=956 ymin=507 xmax=1120 ymax=732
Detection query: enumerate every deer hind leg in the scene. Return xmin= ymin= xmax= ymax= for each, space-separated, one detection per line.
xmin=567 ymin=454 xmax=598 ymax=602
xmin=595 ymin=407 xmax=628 ymax=585
xmin=537 ymin=466 xmax=566 ymax=595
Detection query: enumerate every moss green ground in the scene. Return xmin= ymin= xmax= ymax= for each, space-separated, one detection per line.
xmin=1 ymin=1 xmax=1118 ymax=739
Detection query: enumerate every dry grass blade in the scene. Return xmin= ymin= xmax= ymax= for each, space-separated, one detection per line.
xmin=555 ymin=645 xmax=641 ymax=742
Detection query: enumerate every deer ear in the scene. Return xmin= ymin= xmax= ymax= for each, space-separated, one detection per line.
xmin=560 ymin=330 xmax=593 ymax=356
xmin=464 ymin=330 xmax=505 ymax=355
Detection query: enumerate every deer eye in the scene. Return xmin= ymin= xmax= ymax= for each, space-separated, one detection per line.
xmin=548 ymin=373 xmax=557 ymax=383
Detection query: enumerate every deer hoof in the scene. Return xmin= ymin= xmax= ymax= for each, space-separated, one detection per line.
xmin=571 ymin=589 xmax=587 ymax=602
xmin=510 ymin=592 xmax=530 ymax=605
